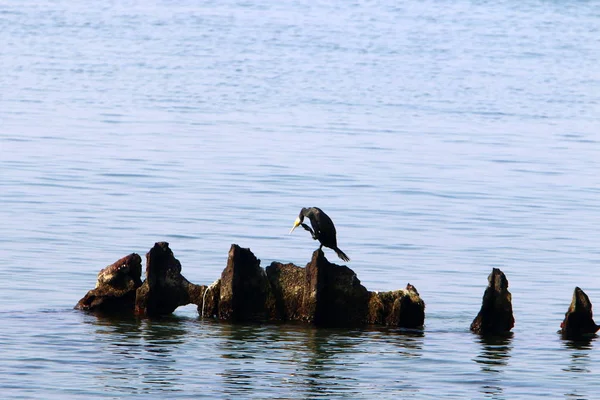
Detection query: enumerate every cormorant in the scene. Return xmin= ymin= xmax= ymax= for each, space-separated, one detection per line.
xmin=289 ymin=207 xmax=350 ymax=262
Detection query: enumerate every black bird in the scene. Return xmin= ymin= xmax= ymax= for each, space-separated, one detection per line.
xmin=289 ymin=207 xmax=350 ymax=262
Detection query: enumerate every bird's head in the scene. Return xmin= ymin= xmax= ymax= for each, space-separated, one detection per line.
xmin=289 ymin=212 xmax=305 ymax=234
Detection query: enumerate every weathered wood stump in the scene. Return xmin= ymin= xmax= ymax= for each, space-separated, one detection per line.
xmin=214 ymin=246 xmax=425 ymax=328
xmin=134 ymin=242 xmax=205 ymax=317
xmin=265 ymin=249 xmax=372 ymax=326
xmin=266 ymin=262 xmax=305 ymax=321
xmin=367 ymin=284 xmax=425 ymax=328
xmin=560 ymin=287 xmax=599 ymax=339
xmin=217 ymin=244 xmax=276 ymax=321
xmin=470 ymin=268 xmax=514 ymax=335
xmin=75 ymin=253 xmax=143 ymax=313
xmin=301 ymin=249 xmax=369 ymax=326
xmin=77 ymin=242 xmax=425 ymax=329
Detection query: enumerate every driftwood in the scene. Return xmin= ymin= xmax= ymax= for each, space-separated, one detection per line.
xmin=76 ymin=242 xmax=425 ymax=329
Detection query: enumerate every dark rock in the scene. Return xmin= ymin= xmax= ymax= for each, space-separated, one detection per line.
xmin=367 ymin=284 xmax=425 ymax=328
xmin=135 ymin=242 xmax=205 ymax=317
xmin=300 ymin=249 xmax=369 ymax=326
xmin=217 ymin=244 xmax=276 ymax=321
xmin=470 ymin=268 xmax=515 ymax=335
xmin=75 ymin=253 xmax=142 ymax=313
xmin=560 ymin=287 xmax=599 ymax=339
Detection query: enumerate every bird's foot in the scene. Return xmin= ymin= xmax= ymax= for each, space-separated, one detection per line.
xmin=301 ymin=223 xmax=318 ymax=240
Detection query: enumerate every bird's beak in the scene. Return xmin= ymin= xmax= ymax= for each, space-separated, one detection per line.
xmin=289 ymin=217 xmax=301 ymax=234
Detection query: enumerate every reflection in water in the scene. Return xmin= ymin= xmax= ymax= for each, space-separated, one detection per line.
xmin=298 ymin=327 xmax=362 ymax=398
xmin=139 ymin=317 xmax=187 ymax=393
xmin=296 ymin=327 xmax=424 ymax=397
xmin=562 ymin=335 xmax=595 ymax=373
xmin=473 ymin=333 xmax=513 ymax=398
xmin=215 ymin=323 xmax=363 ymax=398
xmin=380 ymin=328 xmax=424 ymax=358
xmin=217 ymin=323 xmax=266 ymax=396
xmin=216 ymin=323 xmax=425 ymax=398
xmin=82 ymin=313 xmax=188 ymax=395
xmin=562 ymin=336 xmax=595 ymax=399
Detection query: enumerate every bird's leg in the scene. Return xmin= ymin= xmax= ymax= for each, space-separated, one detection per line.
xmin=301 ymin=223 xmax=318 ymax=240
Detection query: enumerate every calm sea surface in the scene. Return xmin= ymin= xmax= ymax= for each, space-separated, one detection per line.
xmin=1 ymin=0 xmax=600 ymax=398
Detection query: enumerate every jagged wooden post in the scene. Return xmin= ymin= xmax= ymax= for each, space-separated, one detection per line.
xmin=560 ymin=287 xmax=599 ymax=339
xmin=301 ymin=250 xmax=369 ymax=326
xmin=470 ymin=268 xmax=514 ymax=335
xmin=134 ymin=242 xmax=204 ymax=317
xmin=217 ymin=244 xmax=276 ymax=321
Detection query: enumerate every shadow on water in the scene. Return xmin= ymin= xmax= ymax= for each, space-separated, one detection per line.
xmin=473 ymin=333 xmax=513 ymax=398
xmin=82 ymin=313 xmax=189 ymax=395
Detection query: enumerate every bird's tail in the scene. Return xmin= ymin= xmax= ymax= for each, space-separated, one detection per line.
xmin=333 ymin=246 xmax=350 ymax=262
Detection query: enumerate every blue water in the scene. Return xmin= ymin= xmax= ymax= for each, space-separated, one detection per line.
xmin=1 ymin=0 xmax=600 ymax=398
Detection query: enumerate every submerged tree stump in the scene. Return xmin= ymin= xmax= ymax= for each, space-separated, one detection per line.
xmin=560 ymin=287 xmax=599 ymax=339
xmin=367 ymin=284 xmax=425 ymax=328
xmin=470 ymin=268 xmax=514 ymax=335
xmin=134 ymin=242 xmax=204 ymax=317
xmin=219 ymin=246 xmax=425 ymax=328
xmin=301 ymin=249 xmax=370 ymax=326
xmin=266 ymin=262 xmax=305 ymax=321
xmin=217 ymin=244 xmax=276 ymax=321
xmin=75 ymin=253 xmax=143 ymax=313
xmin=77 ymin=243 xmax=425 ymax=329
